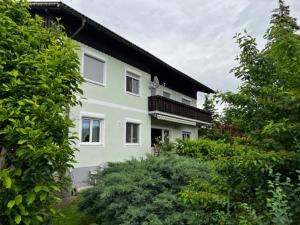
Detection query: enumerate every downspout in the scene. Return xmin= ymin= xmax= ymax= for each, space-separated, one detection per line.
xmin=70 ymin=17 xmax=86 ymax=38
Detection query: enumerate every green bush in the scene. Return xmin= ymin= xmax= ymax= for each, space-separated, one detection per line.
xmin=264 ymin=172 xmax=300 ymax=225
xmin=175 ymin=139 xmax=300 ymax=205
xmin=173 ymin=138 xmax=300 ymax=224
xmin=78 ymin=155 xmax=224 ymax=225
xmin=175 ymin=138 xmax=233 ymax=159
xmin=0 ymin=1 xmax=82 ymax=224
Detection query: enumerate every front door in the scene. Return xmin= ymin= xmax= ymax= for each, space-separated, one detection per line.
xmin=151 ymin=128 xmax=170 ymax=146
xmin=151 ymin=128 xmax=162 ymax=146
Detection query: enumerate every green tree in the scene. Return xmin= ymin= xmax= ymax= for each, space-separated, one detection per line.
xmin=199 ymin=95 xmax=238 ymax=142
xmin=203 ymin=95 xmax=216 ymax=116
xmin=221 ymin=0 xmax=300 ymax=151
xmin=0 ymin=1 xmax=83 ymax=224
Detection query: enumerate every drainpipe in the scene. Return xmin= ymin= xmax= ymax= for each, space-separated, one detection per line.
xmin=70 ymin=18 xmax=86 ymax=38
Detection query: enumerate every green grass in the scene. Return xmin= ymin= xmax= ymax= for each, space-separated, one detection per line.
xmin=53 ymin=198 xmax=96 ymax=225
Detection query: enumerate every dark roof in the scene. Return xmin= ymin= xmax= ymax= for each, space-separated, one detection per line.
xmin=29 ymin=1 xmax=215 ymax=98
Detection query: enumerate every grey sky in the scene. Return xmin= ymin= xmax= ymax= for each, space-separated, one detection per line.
xmin=61 ymin=0 xmax=299 ymax=104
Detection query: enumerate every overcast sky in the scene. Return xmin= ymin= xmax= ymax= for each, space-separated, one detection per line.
xmin=60 ymin=0 xmax=299 ymax=104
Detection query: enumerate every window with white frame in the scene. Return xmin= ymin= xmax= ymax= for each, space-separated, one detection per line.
xmin=81 ymin=117 xmax=103 ymax=144
xmin=182 ymin=98 xmax=191 ymax=105
xmin=163 ymin=91 xmax=171 ymax=99
xmin=83 ymin=53 xmax=105 ymax=84
xmin=126 ymin=122 xmax=140 ymax=144
xmin=182 ymin=131 xmax=191 ymax=140
xmin=126 ymin=71 xmax=140 ymax=95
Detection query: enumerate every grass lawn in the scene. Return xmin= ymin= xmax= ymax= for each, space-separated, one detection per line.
xmin=53 ymin=197 xmax=96 ymax=225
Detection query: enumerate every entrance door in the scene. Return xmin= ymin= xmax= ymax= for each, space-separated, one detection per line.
xmin=151 ymin=128 xmax=162 ymax=146
xmin=151 ymin=128 xmax=170 ymax=146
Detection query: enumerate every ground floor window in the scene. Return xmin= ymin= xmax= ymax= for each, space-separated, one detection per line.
xmin=81 ymin=117 xmax=103 ymax=144
xmin=182 ymin=131 xmax=191 ymax=140
xmin=126 ymin=122 xmax=140 ymax=144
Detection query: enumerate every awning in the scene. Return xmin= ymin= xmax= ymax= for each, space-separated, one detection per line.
xmin=149 ymin=111 xmax=212 ymax=126
xmin=156 ymin=115 xmax=196 ymax=126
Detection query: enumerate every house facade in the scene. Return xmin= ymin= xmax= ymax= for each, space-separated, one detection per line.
xmin=30 ymin=2 xmax=214 ymax=188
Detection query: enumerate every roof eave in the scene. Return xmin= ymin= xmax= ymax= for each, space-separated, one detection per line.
xmin=29 ymin=1 xmax=215 ymax=94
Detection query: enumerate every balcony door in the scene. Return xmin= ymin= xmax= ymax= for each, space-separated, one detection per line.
xmin=151 ymin=128 xmax=169 ymax=146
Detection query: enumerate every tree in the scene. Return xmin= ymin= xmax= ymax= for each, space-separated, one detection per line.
xmin=203 ymin=95 xmax=215 ymax=115
xmin=199 ymin=95 xmax=240 ymax=142
xmin=0 ymin=1 xmax=83 ymax=224
xmin=203 ymin=95 xmax=218 ymax=122
xmin=221 ymin=0 xmax=300 ymax=151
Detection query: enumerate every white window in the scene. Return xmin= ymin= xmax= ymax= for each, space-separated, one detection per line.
xmin=83 ymin=53 xmax=105 ymax=85
xmin=126 ymin=71 xmax=140 ymax=95
xmin=182 ymin=131 xmax=191 ymax=140
xmin=81 ymin=117 xmax=103 ymax=144
xmin=182 ymin=98 xmax=191 ymax=105
xmin=163 ymin=91 xmax=171 ymax=99
xmin=126 ymin=122 xmax=140 ymax=144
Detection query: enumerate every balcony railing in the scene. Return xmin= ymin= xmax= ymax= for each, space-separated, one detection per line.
xmin=148 ymin=95 xmax=212 ymax=123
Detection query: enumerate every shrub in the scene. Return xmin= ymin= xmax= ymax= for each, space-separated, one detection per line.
xmin=264 ymin=172 xmax=300 ymax=225
xmin=172 ymin=138 xmax=300 ymax=224
xmin=78 ymin=155 xmax=220 ymax=225
xmin=0 ymin=1 xmax=82 ymax=224
xmin=175 ymin=138 xmax=233 ymax=159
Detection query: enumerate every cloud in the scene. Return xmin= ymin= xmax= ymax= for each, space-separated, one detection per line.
xmin=62 ymin=0 xmax=300 ymax=97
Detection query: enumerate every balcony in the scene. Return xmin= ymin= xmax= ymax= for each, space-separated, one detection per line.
xmin=148 ymin=95 xmax=212 ymax=124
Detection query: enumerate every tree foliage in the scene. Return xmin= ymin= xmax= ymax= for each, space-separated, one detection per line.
xmin=199 ymin=95 xmax=240 ymax=143
xmin=0 ymin=1 xmax=83 ymax=224
xmin=203 ymin=95 xmax=218 ymax=121
xmin=220 ymin=0 xmax=300 ymax=151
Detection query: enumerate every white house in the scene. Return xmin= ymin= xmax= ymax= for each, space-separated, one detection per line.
xmin=30 ymin=1 xmax=214 ymax=188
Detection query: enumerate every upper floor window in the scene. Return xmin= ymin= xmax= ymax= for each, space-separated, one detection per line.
xmin=163 ymin=91 xmax=171 ymax=99
xmin=83 ymin=53 xmax=105 ymax=85
xmin=126 ymin=71 xmax=140 ymax=96
xmin=182 ymin=98 xmax=191 ymax=106
xmin=81 ymin=117 xmax=103 ymax=144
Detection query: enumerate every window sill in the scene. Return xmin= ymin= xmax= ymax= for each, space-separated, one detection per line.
xmin=85 ymin=78 xmax=106 ymax=87
xmin=125 ymin=143 xmax=141 ymax=146
xmin=80 ymin=142 xmax=104 ymax=146
xmin=126 ymin=91 xmax=140 ymax=97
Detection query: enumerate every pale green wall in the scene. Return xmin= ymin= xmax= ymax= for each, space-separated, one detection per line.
xmin=70 ymin=41 xmax=152 ymax=168
xmin=71 ymin=103 xmax=151 ymax=168
xmin=77 ymin=41 xmax=150 ymax=111
xmin=70 ymin=41 xmax=200 ymax=170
